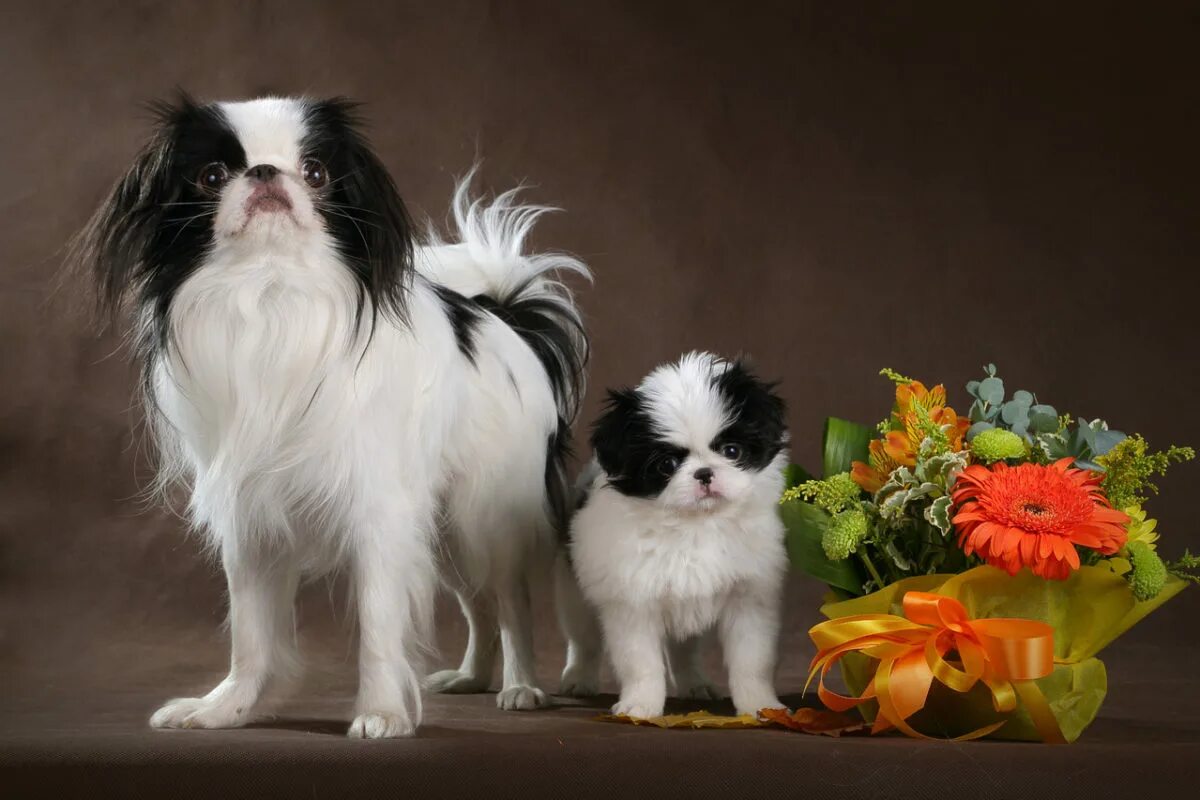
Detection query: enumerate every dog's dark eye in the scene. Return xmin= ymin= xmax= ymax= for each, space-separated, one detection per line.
xmin=658 ymin=455 xmax=681 ymax=476
xmin=301 ymin=158 xmax=328 ymax=189
xmin=197 ymin=163 xmax=230 ymax=192
xmin=720 ymin=443 xmax=742 ymax=461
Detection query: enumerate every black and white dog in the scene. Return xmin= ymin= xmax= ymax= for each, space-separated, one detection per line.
xmin=75 ymin=95 xmax=588 ymax=738
xmin=557 ymin=353 xmax=788 ymax=718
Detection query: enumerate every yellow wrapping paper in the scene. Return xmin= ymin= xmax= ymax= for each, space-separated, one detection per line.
xmin=820 ymin=565 xmax=1187 ymax=742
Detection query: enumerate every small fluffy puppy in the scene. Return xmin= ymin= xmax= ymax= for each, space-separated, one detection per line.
xmin=558 ymin=352 xmax=789 ymax=718
xmin=73 ymin=94 xmax=588 ymax=738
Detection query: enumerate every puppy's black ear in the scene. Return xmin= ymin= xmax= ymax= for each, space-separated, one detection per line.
xmin=713 ymin=359 xmax=788 ymax=469
xmin=71 ymin=102 xmax=182 ymax=320
xmin=590 ymin=388 xmax=641 ymax=478
xmin=302 ymin=99 xmax=414 ymax=327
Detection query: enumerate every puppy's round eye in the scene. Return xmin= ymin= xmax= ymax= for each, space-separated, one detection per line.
xmin=721 ymin=443 xmax=742 ymax=461
xmin=197 ymin=163 xmax=230 ymax=192
xmin=301 ymin=158 xmax=328 ymax=188
xmin=658 ymin=456 xmax=680 ymax=476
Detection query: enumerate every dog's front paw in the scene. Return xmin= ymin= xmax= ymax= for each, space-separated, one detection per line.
xmin=348 ymin=711 xmax=416 ymax=739
xmin=733 ymin=692 xmax=785 ymax=717
xmin=612 ymin=696 xmax=665 ymax=719
xmin=497 ymin=685 xmax=548 ymax=710
xmin=559 ymin=663 xmax=600 ymax=697
xmin=149 ymin=696 xmax=250 ymax=730
xmin=425 ymin=669 xmax=490 ymax=694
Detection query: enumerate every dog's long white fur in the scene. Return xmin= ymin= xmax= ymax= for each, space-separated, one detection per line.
xmin=146 ymin=139 xmax=587 ymax=736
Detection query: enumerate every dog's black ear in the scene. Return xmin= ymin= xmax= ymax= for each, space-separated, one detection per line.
xmin=302 ymin=99 xmax=415 ymax=327
xmin=590 ymin=388 xmax=642 ymax=478
xmin=72 ymin=105 xmax=181 ymax=320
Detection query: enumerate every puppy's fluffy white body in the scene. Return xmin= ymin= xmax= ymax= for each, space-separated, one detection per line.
xmin=562 ymin=353 xmax=789 ymax=718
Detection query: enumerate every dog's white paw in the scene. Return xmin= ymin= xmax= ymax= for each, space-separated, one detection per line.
xmin=347 ymin=711 xmax=416 ymax=739
xmin=559 ymin=664 xmax=600 ymax=697
xmin=612 ymin=697 xmax=665 ymax=719
xmin=149 ymin=696 xmax=250 ymax=730
xmin=496 ymin=685 xmax=548 ymax=710
xmin=425 ymin=669 xmax=490 ymax=694
xmin=733 ymin=693 xmax=785 ymax=717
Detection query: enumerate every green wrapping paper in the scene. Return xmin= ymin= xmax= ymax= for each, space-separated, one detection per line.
xmin=819 ymin=565 xmax=1186 ymax=742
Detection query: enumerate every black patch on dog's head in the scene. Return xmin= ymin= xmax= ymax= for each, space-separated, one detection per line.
xmin=710 ymin=360 xmax=787 ymax=470
xmin=590 ymin=388 xmax=688 ymax=498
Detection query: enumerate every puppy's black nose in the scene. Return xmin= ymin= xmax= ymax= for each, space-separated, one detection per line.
xmin=694 ymin=467 xmax=714 ymax=485
xmin=246 ymin=164 xmax=280 ymax=182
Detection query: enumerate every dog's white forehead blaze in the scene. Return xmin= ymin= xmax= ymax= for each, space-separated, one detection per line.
xmin=639 ymin=351 xmax=733 ymax=451
xmin=219 ymin=97 xmax=308 ymax=171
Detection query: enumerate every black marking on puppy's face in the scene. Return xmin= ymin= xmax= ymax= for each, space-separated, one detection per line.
xmin=301 ymin=98 xmax=415 ymax=328
xmin=710 ymin=360 xmax=787 ymax=471
xmin=590 ymin=389 xmax=688 ymax=498
xmin=75 ymin=92 xmax=246 ymax=349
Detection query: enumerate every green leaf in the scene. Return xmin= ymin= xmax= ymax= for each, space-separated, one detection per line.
xmin=822 ymin=417 xmax=872 ymax=478
xmin=1028 ymin=405 xmax=1059 ymax=434
xmin=780 ymin=500 xmax=864 ymax=594
xmin=783 ymin=462 xmax=814 ymax=490
xmin=978 ymin=377 xmax=1005 ymax=406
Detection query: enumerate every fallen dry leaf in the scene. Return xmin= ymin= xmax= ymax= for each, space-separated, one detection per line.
xmin=597 ymin=707 xmax=867 ymax=735
xmin=758 ymin=707 xmax=868 ymax=736
xmin=598 ymin=711 xmax=765 ymax=729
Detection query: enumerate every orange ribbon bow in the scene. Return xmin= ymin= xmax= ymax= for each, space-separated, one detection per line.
xmin=807 ymin=591 xmax=1066 ymax=743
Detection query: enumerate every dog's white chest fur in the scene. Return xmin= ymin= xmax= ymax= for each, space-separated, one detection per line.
xmin=570 ymin=476 xmax=788 ymax=638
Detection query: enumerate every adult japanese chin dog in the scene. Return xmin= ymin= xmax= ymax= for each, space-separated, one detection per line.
xmin=73 ymin=95 xmax=589 ymax=738
xmin=556 ymin=353 xmax=788 ymax=718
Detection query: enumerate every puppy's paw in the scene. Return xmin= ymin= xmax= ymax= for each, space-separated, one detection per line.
xmin=559 ymin=664 xmax=600 ymax=697
xmin=149 ymin=696 xmax=249 ymax=730
xmin=347 ymin=711 xmax=416 ymax=739
xmin=612 ymin=697 xmax=665 ymax=719
xmin=424 ymin=669 xmax=490 ymax=694
xmin=496 ymin=685 xmax=548 ymax=710
xmin=733 ymin=692 xmax=785 ymax=717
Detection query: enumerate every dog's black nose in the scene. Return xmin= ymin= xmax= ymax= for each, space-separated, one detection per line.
xmin=694 ymin=467 xmax=714 ymax=485
xmin=246 ymin=164 xmax=280 ymax=182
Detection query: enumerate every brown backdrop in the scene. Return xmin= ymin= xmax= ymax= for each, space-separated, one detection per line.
xmin=3 ymin=2 xmax=1199 ymax=798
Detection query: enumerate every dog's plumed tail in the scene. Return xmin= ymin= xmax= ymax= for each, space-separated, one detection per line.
xmin=421 ymin=166 xmax=591 ymax=423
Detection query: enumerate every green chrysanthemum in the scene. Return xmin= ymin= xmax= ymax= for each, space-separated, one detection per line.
xmin=969 ymin=428 xmax=1026 ymax=463
xmin=822 ymin=507 xmax=869 ymax=561
xmin=1126 ymin=540 xmax=1167 ymax=601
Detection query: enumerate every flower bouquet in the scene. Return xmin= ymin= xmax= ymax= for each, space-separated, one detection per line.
xmin=781 ymin=366 xmax=1197 ymax=742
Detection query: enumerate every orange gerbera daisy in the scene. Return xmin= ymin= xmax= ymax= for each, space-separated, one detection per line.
xmin=951 ymin=458 xmax=1129 ymax=580
xmin=851 ymin=380 xmax=971 ymax=493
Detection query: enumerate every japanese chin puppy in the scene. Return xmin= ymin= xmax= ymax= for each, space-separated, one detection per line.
xmin=73 ymin=94 xmax=589 ymax=738
xmin=556 ymin=352 xmax=789 ymax=718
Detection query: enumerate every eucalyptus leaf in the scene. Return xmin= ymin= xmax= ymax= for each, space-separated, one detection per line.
xmin=1091 ymin=429 xmax=1127 ymax=457
xmin=967 ymin=421 xmax=994 ymax=440
xmin=978 ymin=377 xmax=1005 ymax=405
xmin=1001 ymin=401 xmax=1029 ymax=425
xmin=1012 ymin=390 xmax=1034 ymax=406
xmin=966 ymin=380 xmax=981 ymax=397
